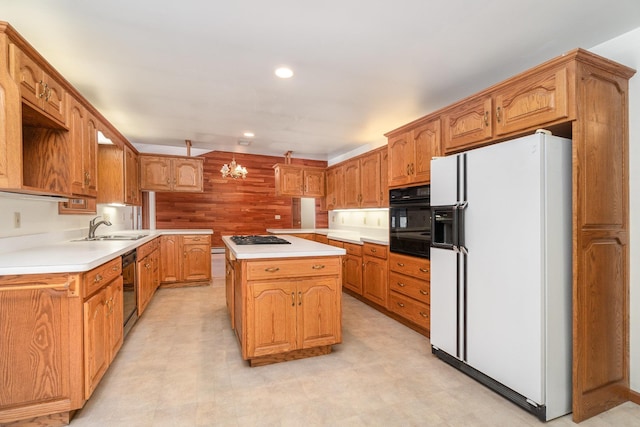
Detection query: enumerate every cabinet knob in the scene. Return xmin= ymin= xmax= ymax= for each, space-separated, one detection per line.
xmin=419 ymin=268 xmax=429 ymax=273
xmin=396 ymin=262 xmax=405 ymax=267
xmin=397 ymin=282 xmax=406 ymax=287
xmin=397 ymin=302 xmax=405 ymax=308
xmin=420 ymin=289 xmax=428 ymax=295
xmin=94 ymin=274 xmax=103 ymax=283
xmin=370 ymin=248 xmax=377 ymax=253
xmin=420 ymin=311 xmax=428 ymax=318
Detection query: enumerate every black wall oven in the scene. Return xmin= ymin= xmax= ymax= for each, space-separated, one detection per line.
xmin=389 ymin=185 xmax=431 ymax=258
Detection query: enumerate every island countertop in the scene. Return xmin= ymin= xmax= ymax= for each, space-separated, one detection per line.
xmin=223 ymin=235 xmax=346 ymax=259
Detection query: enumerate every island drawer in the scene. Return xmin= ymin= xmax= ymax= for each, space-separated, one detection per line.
xmin=83 ymin=257 xmax=121 ymax=298
xmin=389 ymin=271 xmax=429 ymax=303
xmin=246 ymin=257 xmax=342 ymax=281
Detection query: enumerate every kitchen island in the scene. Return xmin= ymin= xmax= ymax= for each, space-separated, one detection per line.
xmin=223 ymin=235 xmax=346 ymax=366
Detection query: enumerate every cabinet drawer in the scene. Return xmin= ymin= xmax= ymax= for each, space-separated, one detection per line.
xmin=363 ymin=242 xmax=387 ymax=259
xmin=246 ymin=257 xmax=342 ymax=281
xmin=343 ymin=242 xmax=362 ymax=256
xmin=389 ymin=271 xmax=429 ymax=304
xmin=83 ymin=257 xmax=121 ymax=298
xmin=137 ymin=237 xmax=159 ymax=259
xmin=388 ymin=291 xmax=430 ymax=329
xmin=389 ymin=253 xmax=430 ymax=280
xmin=182 ymin=234 xmax=211 ymax=245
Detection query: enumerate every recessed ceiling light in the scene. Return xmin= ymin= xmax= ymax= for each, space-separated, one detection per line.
xmin=243 ymin=132 xmax=255 ymax=138
xmin=275 ymin=67 xmax=294 ymax=79
xmin=238 ymin=139 xmax=252 ymax=146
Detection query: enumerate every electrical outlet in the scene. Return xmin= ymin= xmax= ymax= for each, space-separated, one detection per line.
xmin=275 ymin=214 xmax=281 ymax=220
xmin=14 ymin=212 xmax=21 ymax=228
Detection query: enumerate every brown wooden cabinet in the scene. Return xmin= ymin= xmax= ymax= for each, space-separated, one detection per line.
xmin=160 ymin=234 xmax=211 ymax=286
xmin=343 ymin=242 xmax=363 ymax=295
xmin=67 ymin=98 xmax=98 ymax=198
xmin=331 ymin=147 xmax=387 ymax=209
xmin=0 ymin=273 xmax=83 ymax=425
xmin=140 ymin=154 xmax=204 ymax=192
xmin=388 ymin=252 xmax=430 ymax=333
xmin=97 ymin=142 xmax=140 ymax=206
xmin=273 ymin=164 xmax=325 ymax=197
xmin=12 ymin=45 xmax=66 ymax=125
xmin=137 ymin=238 xmax=160 ymax=316
xmin=388 ymin=118 xmax=439 ymax=187
xmin=362 ymin=242 xmax=388 ymax=307
xmin=325 ymin=165 xmax=344 ymax=210
xmin=232 ymin=255 xmax=342 ymax=366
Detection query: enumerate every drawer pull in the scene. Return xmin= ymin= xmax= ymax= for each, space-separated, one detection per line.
xmin=419 ymin=268 xmax=429 ymax=273
xmin=111 ymin=266 xmax=119 ymax=272
xmin=291 ymin=292 xmax=295 ymax=306
xmin=264 ymin=267 xmax=280 ymax=273
xmin=397 ymin=302 xmax=405 ymax=308
xmin=397 ymin=282 xmax=406 ymax=287
xmin=420 ymin=289 xmax=428 ymax=295
xmin=312 ymin=265 xmax=325 ymax=270
xmin=420 ymin=311 xmax=428 ymax=318
xmin=396 ymin=262 xmax=405 ymax=267
xmin=370 ymin=248 xmax=377 ymax=253
xmin=94 ymin=274 xmax=103 ymax=283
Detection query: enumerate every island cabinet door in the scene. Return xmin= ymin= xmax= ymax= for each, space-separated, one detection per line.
xmin=246 ymin=282 xmax=297 ymax=358
xmin=297 ymin=277 xmax=341 ymax=349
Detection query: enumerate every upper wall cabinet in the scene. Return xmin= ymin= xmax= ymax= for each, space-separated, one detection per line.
xmin=441 ymin=66 xmax=570 ymax=154
xmin=388 ymin=118 xmax=440 ymax=187
xmin=97 ymin=143 xmax=141 ymax=206
xmin=273 ymin=164 xmax=325 ymax=197
xmin=140 ymin=154 xmax=204 ymax=192
xmin=12 ymin=45 xmax=66 ymax=126
xmin=325 ymin=165 xmax=344 ymax=210
xmin=68 ymin=97 xmax=98 ymax=198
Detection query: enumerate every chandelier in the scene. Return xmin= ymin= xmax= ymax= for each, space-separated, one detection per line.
xmin=220 ymin=156 xmax=248 ymax=179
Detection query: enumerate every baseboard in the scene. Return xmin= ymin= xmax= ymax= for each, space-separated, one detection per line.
xmin=629 ymin=388 xmax=640 ymax=405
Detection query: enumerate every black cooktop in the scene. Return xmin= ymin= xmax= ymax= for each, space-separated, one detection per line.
xmin=230 ymin=235 xmax=291 ymax=245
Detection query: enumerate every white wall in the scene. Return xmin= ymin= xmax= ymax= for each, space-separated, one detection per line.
xmin=590 ymin=26 xmax=640 ymax=392
xmin=329 ymin=208 xmax=389 ymax=239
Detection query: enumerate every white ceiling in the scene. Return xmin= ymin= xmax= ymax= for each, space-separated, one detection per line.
xmin=3 ymin=1 xmax=640 ymax=161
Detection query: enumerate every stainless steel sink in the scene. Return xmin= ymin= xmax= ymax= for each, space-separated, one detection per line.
xmin=73 ymin=234 xmax=149 ymax=241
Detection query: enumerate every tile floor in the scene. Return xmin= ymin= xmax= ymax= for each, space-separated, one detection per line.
xmin=69 ymin=255 xmax=640 ymax=426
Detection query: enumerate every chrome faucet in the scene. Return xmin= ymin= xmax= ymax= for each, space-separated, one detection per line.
xmin=88 ymin=216 xmax=112 ymax=239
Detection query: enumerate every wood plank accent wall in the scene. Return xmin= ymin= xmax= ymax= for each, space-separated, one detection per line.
xmin=154 ymin=151 xmax=328 ymax=247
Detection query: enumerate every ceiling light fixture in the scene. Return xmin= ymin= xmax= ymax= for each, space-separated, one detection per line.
xmin=220 ymin=156 xmax=248 ymax=180
xmin=243 ymin=132 xmax=255 ymax=138
xmin=275 ymin=67 xmax=294 ymax=79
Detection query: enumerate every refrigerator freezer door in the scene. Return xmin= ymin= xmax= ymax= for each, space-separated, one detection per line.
xmin=464 ymin=134 xmax=545 ymax=403
xmin=431 ymin=155 xmax=460 ymax=206
xmin=430 ymin=247 xmax=461 ymax=358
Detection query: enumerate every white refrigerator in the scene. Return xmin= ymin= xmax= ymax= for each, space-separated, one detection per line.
xmin=429 ymin=131 xmax=572 ymax=421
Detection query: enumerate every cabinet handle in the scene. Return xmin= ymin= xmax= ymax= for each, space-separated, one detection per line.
xmin=94 ymin=274 xmax=103 ymax=283
xmin=37 ymin=80 xmax=46 ymax=99
xmin=45 ymin=85 xmax=52 ymax=102
xmin=291 ymin=292 xmax=295 ymax=306
xmin=406 ymin=164 xmax=410 ymax=175
xmin=397 ymin=282 xmax=406 ymax=287
xmin=419 ymin=268 xmax=429 ymax=273
xmin=84 ymin=171 xmax=91 ymax=185
xmin=483 ymin=111 xmax=489 ymax=127
xmin=397 ymin=302 xmax=405 ymax=308
xmin=496 ymin=106 xmax=502 ymax=123
xmin=264 ymin=267 xmax=280 ymax=272
xmin=298 ymin=291 xmax=302 ymax=306
xmin=411 ymin=163 xmax=415 ymax=174
xmin=167 ymin=179 xmax=171 ymax=184
xmin=312 ymin=265 xmax=325 ymax=270
xmin=370 ymin=248 xmax=377 ymax=253
xmin=184 ymin=252 xmax=187 ymax=258
xmin=145 ymin=263 xmax=151 ymax=269
xmin=396 ymin=262 xmax=405 ymax=267
xmin=420 ymin=289 xmax=428 ymax=295
xmin=111 ymin=266 xmax=119 ymax=272
xmin=420 ymin=311 xmax=428 ymax=318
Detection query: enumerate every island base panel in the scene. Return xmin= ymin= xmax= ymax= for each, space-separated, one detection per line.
xmin=248 ymin=345 xmax=332 ymax=367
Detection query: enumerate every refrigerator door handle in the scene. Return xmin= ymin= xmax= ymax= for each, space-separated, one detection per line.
xmin=452 ymin=204 xmax=459 ymax=251
xmin=456 ymin=201 xmax=467 ymax=254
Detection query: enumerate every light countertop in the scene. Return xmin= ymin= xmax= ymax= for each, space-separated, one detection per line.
xmin=0 ymin=229 xmax=212 ymax=275
xmin=266 ymin=228 xmax=388 ymax=246
xmin=223 ymin=235 xmax=346 ymax=260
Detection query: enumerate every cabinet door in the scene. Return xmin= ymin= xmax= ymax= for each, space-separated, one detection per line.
xmin=68 ymin=98 xmax=87 ymax=196
xmin=275 ymin=165 xmax=303 ymax=196
xmin=412 ymin=119 xmax=440 ymax=184
xmin=84 ymin=112 xmax=98 ymax=197
xmin=387 ymin=132 xmax=413 ymax=187
xmin=380 ymin=149 xmax=389 ymax=207
xmin=298 ymin=278 xmax=341 ymax=348
xmin=359 ymin=151 xmax=381 ymax=207
xmin=246 ymin=282 xmax=297 ymax=357
xmin=84 ymin=288 xmax=109 ymax=399
xmin=343 ymin=159 xmax=361 ymax=208
xmin=182 ymin=243 xmax=211 ymax=282
xmin=442 ymin=96 xmax=492 ymax=153
xmin=173 ymin=158 xmax=203 ymax=192
xmin=304 ymin=169 xmax=325 ymax=197
xmin=14 ymin=47 xmax=43 ymax=109
xmin=225 ymin=258 xmax=235 ymax=328
xmin=363 ymin=256 xmax=388 ymax=307
xmin=343 ymin=254 xmax=363 ymax=295
xmin=325 ymin=165 xmax=344 ymax=210
xmin=137 ymin=253 xmax=154 ymax=316
xmin=160 ymin=235 xmax=180 ymax=283
xmin=494 ymin=68 xmax=569 ymax=136
xmin=42 ymin=75 xmax=66 ymax=123
xmin=124 ymin=146 xmax=140 ymax=205
xmin=140 ymin=156 xmax=172 ymax=191
xmin=108 ymin=276 xmax=124 ymax=359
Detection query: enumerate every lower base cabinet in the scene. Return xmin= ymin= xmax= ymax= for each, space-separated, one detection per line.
xmin=362 ymin=242 xmax=388 ymax=307
xmin=388 ymin=252 xmax=430 ymax=333
xmin=137 ymin=238 xmax=160 ymax=316
xmin=160 ymin=234 xmax=211 ymax=286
